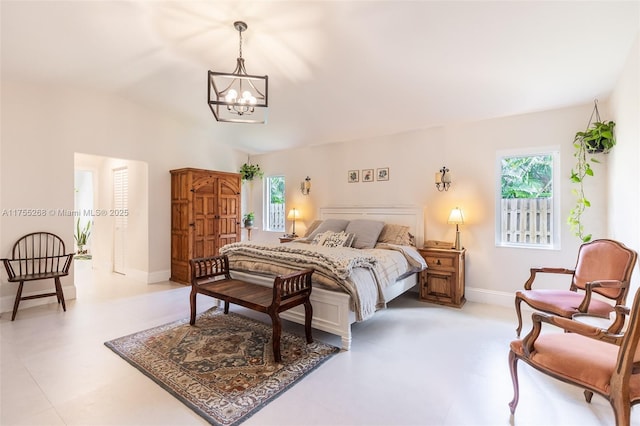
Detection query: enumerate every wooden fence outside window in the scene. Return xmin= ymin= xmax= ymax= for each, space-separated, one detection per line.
xmin=268 ymin=203 xmax=286 ymax=231
xmin=501 ymin=198 xmax=552 ymax=245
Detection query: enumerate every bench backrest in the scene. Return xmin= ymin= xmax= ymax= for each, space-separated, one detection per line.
xmin=190 ymin=255 xmax=232 ymax=284
xmin=273 ymin=269 xmax=314 ymax=303
xmin=3 ymin=232 xmax=72 ymax=279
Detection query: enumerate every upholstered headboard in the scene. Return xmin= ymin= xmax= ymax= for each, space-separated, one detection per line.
xmin=319 ymin=206 xmax=424 ymax=247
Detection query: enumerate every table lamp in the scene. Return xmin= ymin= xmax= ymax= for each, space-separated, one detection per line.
xmin=287 ymin=208 xmax=302 ymax=237
xmin=448 ymin=207 xmax=464 ymax=250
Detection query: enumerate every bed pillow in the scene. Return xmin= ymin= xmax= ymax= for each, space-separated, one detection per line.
xmin=305 ymin=219 xmax=350 ymax=241
xmin=345 ymin=219 xmax=385 ymax=249
xmin=302 ymin=220 xmax=323 ymax=238
xmin=377 ymin=224 xmax=414 ymax=246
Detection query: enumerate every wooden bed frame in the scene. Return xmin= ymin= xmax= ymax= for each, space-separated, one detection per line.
xmin=230 ymin=206 xmax=424 ymax=350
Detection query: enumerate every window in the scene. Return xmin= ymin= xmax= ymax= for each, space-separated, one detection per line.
xmin=265 ymin=175 xmax=285 ymax=232
xmin=496 ymin=148 xmax=560 ymax=249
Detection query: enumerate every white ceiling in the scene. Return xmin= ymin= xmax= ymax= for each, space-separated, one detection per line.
xmin=2 ymin=1 xmax=639 ymax=154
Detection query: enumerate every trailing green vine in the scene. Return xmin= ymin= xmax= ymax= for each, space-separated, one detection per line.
xmin=568 ymin=101 xmax=615 ymax=243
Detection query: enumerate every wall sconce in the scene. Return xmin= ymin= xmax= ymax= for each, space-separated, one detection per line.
xmin=448 ymin=207 xmax=464 ymax=250
xmin=287 ymin=208 xmax=302 ymax=237
xmin=435 ymin=166 xmax=451 ymax=192
xmin=300 ymin=176 xmax=311 ymax=195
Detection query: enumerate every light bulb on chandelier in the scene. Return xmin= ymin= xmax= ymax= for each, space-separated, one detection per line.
xmin=224 ymin=90 xmax=258 ymax=115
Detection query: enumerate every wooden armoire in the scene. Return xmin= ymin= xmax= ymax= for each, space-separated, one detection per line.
xmin=170 ymin=168 xmax=241 ymax=284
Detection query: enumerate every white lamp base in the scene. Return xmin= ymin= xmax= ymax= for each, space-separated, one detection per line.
xmin=453 ymin=227 xmax=462 ymax=250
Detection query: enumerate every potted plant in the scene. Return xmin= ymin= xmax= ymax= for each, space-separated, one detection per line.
xmin=243 ymin=212 xmax=255 ymax=228
xmin=574 ymin=120 xmax=616 ymax=154
xmin=75 ymin=218 xmax=91 ymax=254
xmin=568 ymin=104 xmax=616 ymax=243
xmin=239 ymin=163 xmax=264 ymax=182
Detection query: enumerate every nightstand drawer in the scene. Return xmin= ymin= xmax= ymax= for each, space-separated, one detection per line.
xmin=423 ymin=256 xmax=454 ymax=269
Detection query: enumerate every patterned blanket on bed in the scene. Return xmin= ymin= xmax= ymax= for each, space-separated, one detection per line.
xmin=219 ymin=242 xmax=400 ymax=320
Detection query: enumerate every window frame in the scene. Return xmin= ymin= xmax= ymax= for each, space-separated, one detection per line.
xmin=495 ymin=146 xmax=561 ymax=250
xmin=263 ymin=175 xmax=285 ymax=232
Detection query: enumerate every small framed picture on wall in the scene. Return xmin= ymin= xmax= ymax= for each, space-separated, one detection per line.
xmin=362 ymin=169 xmax=374 ymax=182
xmin=348 ymin=170 xmax=359 ymax=183
xmin=376 ymin=168 xmax=389 ymax=181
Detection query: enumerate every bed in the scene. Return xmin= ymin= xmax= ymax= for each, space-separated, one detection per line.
xmin=220 ymin=206 xmax=425 ymax=350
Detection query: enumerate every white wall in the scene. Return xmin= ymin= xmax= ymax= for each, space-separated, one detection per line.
xmin=251 ymin=101 xmax=623 ymax=307
xmin=0 ymin=80 xmax=246 ymax=311
xmin=609 ymin=33 xmax=640 ymax=295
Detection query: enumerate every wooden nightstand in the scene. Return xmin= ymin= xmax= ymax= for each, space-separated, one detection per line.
xmin=417 ymin=247 xmax=466 ymax=308
xmin=279 ymin=236 xmax=298 ymax=243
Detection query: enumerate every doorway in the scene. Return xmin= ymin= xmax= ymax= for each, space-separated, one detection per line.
xmin=74 ymin=153 xmax=149 ymax=286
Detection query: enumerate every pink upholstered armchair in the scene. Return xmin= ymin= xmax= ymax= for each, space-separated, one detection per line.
xmin=509 ymin=288 xmax=640 ymax=425
xmin=515 ymin=239 xmax=637 ymax=337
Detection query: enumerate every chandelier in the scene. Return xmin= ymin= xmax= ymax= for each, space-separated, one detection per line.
xmin=208 ymin=21 xmax=268 ymax=124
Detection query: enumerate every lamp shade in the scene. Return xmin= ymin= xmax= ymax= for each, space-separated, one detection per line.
xmin=287 ymin=208 xmax=301 ymax=220
xmin=448 ymin=207 xmax=464 ymax=225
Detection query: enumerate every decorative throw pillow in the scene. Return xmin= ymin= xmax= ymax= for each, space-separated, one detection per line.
xmin=322 ymin=231 xmax=352 ymax=248
xmin=345 ymin=219 xmax=385 ymax=249
xmin=311 ymin=231 xmax=354 ymax=247
xmin=311 ymin=231 xmax=330 ymax=246
xmin=377 ymin=224 xmax=414 ymax=246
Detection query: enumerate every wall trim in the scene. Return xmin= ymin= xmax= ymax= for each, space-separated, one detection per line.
xmin=465 ymin=286 xmax=515 ymax=308
xmin=147 ymin=269 xmax=171 ymax=284
xmin=118 ymin=268 xmax=171 ymax=284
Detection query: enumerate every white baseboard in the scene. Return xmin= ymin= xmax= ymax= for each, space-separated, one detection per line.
xmin=147 ymin=269 xmax=171 ymax=284
xmin=1 ymin=284 xmax=77 ymax=316
xmin=112 ymin=268 xmax=171 ymax=284
xmin=465 ymin=286 xmax=515 ymax=308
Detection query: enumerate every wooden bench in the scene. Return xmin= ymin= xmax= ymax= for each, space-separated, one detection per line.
xmin=2 ymin=232 xmax=74 ymax=321
xmin=189 ymin=255 xmax=314 ymax=363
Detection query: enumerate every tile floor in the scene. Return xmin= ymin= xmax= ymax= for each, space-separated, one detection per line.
xmin=1 ymin=266 xmax=637 ymax=425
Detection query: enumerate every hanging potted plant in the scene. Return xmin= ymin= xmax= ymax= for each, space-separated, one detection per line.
xmin=574 ymin=120 xmax=616 ymax=154
xmin=568 ymin=100 xmax=616 ymax=243
xmin=239 ymin=163 xmax=264 ymax=182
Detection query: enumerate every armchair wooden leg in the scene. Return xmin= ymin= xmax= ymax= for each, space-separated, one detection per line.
xmin=611 ymin=396 xmax=631 ymax=426
xmin=304 ymin=300 xmax=313 ymax=344
xmin=11 ymin=281 xmax=24 ymax=321
xmin=515 ymin=296 xmax=524 ymax=338
xmin=270 ymin=313 xmax=282 ymax=363
xmin=508 ymin=350 xmax=520 ymax=415
xmin=189 ymin=290 xmax=197 ymax=325
xmin=584 ymin=390 xmax=593 ymax=403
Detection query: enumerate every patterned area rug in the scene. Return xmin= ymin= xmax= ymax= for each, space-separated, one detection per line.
xmin=105 ymin=308 xmax=340 ymax=425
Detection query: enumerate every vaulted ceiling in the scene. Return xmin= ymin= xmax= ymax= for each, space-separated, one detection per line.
xmin=2 ymin=1 xmax=639 ymax=153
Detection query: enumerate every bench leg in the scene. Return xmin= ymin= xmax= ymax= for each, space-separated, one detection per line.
xmin=189 ymin=290 xmax=197 ymax=325
xmin=54 ymin=277 xmax=66 ymax=312
xmin=270 ymin=313 xmax=282 ymax=363
xmin=11 ymin=281 xmax=24 ymax=321
xmin=223 ymin=301 xmax=230 ymax=314
xmin=304 ymin=299 xmax=313 ymax=344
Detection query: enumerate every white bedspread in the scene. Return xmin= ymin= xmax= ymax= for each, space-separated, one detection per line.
xmin=219 ymin=241 xmax=425 ymax=321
